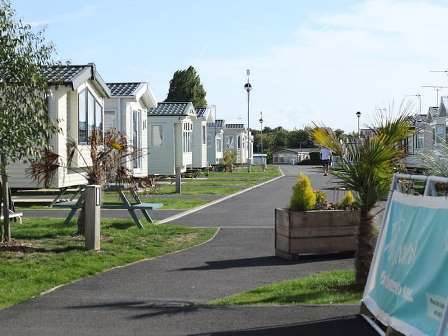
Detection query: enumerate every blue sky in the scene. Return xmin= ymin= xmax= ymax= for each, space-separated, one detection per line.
xmin=13 ymin=0 xmax=448 ymax=131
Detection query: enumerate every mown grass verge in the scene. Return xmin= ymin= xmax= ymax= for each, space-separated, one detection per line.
xmin=0 ymin=218 xmax=216 ymax=309
xmin=211 ymin=270 xmax=362 ymax=305
xmin=103 ymin=165 xmax=281 ymax=210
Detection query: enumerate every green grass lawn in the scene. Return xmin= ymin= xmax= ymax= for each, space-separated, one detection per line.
xmin=16 ymin=165 xmax=280 ymax=211
xmin=0 ymin=218 xmax=216 ymax=309
xmin=211 ymin=270 xmax=363 ymax=305
xmin=101 ymin=165 xmax=281 ymax=210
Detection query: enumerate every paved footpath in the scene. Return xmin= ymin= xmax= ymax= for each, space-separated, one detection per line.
xmin=0 ymin=166 xmax=358 ymax=336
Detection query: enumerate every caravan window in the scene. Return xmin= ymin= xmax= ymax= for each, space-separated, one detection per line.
xmin=225 ymin=136 xmax=234 ymax=149
xmin=78 ymin=88 xmax=103 ymax=144
xmin=152 ymin=125 xmax=163 ymax=147
xmin=133 ymin=110 xmax=142 ymax=168
xmin=183 ymin=122 xmax=192 ymax=152
xmin=78 ymin=90 xmax=87 ymax=143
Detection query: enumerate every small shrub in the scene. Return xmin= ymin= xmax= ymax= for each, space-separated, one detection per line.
xmin=339 ymin=190 xmax=354 ymax=209
xmin=223 ymin=150 xmax=236 ymax=172
xmin=314 ymin=190 xmax=327 ymax=209
xmin=290 ymin=174 xmax=316 ymax=211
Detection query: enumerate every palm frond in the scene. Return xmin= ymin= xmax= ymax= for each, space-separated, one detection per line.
xmin=312 ymin=114 xmax=409 ymax=210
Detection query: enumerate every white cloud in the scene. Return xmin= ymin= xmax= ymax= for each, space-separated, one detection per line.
xmin=194 ymin=0 xmax=448 ymax=131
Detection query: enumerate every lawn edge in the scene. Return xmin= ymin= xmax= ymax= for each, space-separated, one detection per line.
xmin=2 ymin=226 xmax=221 ymax=310
xmin=206 ymin=302 xmax=360 ymax=308
xmin=157 ymin=167 xmax=285 ymax=224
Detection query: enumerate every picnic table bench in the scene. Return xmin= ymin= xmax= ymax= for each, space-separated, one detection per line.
xmin=0 ymin=201 xmax=23 ymax=223
xmin=0 ymin=209 xmax=23 ymax=224
xmin=53 ymin=189 xmax=162 ymax=228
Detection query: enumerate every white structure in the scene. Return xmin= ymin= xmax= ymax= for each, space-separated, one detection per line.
xmin=147 ymin=102 xmax=196 ymax=175
xmin=223 ymin=123 xmax=253 ymax=164
xmin=207 ymin=119 xmax=224 ymax=165
xmin=9 ymin=64 xmax=111 ymax=188
xmin=402 ymin=105 xmax=442 ymax=169
xmin=192 ymin=107 xmax=212 ymax=168
xmin=272 ymin=148 xmax=318 ymax=164
xmin=105 ymin=82 xmax=157 ymax=177
xmin=252 ymin=153 xmax=267 ymax=166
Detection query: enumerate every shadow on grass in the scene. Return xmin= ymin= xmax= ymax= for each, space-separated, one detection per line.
xmin=67 ymin=300 xmax=222 ymax=320
xmin=108 ymin=222 xmax=134 ymax=230
xmin=0 ymin=244 xmax=83 ymax=254
xmin=174 ymin=252 xmax=354 ymax=271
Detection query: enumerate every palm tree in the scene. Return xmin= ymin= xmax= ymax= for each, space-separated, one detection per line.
xmin=312 ymin=115 xmax=411 ymax=286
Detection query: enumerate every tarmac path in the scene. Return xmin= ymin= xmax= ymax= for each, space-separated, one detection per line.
xmin=0 ymin=166 xmax=358 ymax=336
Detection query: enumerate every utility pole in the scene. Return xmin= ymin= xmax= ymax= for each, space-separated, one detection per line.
xmin=244 ymin=69 xmax=252 ymax=173
xmin=259 ymin=112 xmax=264 ymax=153
xmin=356 ymin=111 xmax=361 ymax=138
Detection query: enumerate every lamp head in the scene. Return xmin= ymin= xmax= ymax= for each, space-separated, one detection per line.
xmin=244 ymin=82 xmax=252 ymax=92
xmin=356 ymin=111 xmax=361 ymax=118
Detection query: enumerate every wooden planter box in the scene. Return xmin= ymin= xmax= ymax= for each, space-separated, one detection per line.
xmin=275 ymin=208 xmax=359 ymax=259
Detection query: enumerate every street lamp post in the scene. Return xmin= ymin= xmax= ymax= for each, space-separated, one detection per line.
xmin=356 ymin=111 xmax=361 ymax=138
xmin=244 ymin=69 xmax=252 ymax=173
xmin=259 ymin=112 xmax=263 ymax=153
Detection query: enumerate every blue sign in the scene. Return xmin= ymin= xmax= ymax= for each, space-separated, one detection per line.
xmin=364 ymin=192 xmax=448 ymax=336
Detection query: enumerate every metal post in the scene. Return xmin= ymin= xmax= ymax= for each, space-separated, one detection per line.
xmin=84 ymin=185 xmax=101 ymax=251
xmin=244 ymin=69 xmax=253 ymax=173
xmin=213 ymin=105 xmax=217 ymax=164
xmin=175 ymin=166 xmax=182 ymax=193
xmin=259 ymin=111 xmax=264 ymax=154
xmin=356 ymin=111 xmax=361 ymax=138
xmin=247 ymin=90 xmax=251 ymax=172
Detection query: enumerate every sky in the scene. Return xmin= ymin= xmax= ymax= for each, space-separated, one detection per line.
xmin=12 ymin=0 xmax=448 ymax=131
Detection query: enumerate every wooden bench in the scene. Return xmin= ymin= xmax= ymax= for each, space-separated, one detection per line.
xmin=53 ymin=189 xmax=162 ymax=228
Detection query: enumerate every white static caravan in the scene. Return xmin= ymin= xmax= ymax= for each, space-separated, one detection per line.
xmin=147 ymin=102 xmax=196 ymax=175
xmin=104 ymin=82 xmax=157 ymax=177
xmin=223 ymin=123 xmax=254 ymax=164
xmin=192 ymin=107 xmax=213 ymax=168
xmin=207 ymin=119 xmax=224 ymax=165
xmin=9 ymin=64 xmax=111 ymax=189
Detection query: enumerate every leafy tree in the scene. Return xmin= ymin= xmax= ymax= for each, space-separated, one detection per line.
xmin=272 ymin=128 xmax=288 ymax=150
xmin=0 ymin=0 xmax=58 ymax=242
xmin=287 ymin=129 xmax=310 ymax=148
xmin=312 ymin=115 xmax=411 ymax=286
xmin=253 ymin=127 xmax=315 ymax=162
xmin=165 ymin=66 xmax=207 ymax=108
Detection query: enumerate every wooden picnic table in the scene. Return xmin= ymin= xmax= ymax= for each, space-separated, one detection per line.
xmin=53 ymin=189 xmax=162 ymax=228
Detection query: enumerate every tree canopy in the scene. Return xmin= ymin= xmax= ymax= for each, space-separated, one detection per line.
xmin=165 ymin=66 xmax=207 ymax=108
xmin=0 ymin=0 xmax=58 ymax=241
xmin=252 ymin=127 xmax=315 ymax=163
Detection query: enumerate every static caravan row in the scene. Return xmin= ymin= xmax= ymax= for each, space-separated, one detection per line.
xmin=223 ymin=122 xmax=254 ymax=164
xmin=7 ymin=63 xmax=254 ymax=189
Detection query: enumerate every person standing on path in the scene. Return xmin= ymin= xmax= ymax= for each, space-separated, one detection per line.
xmin=320 ymin=146 xmax=332 ymax=176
